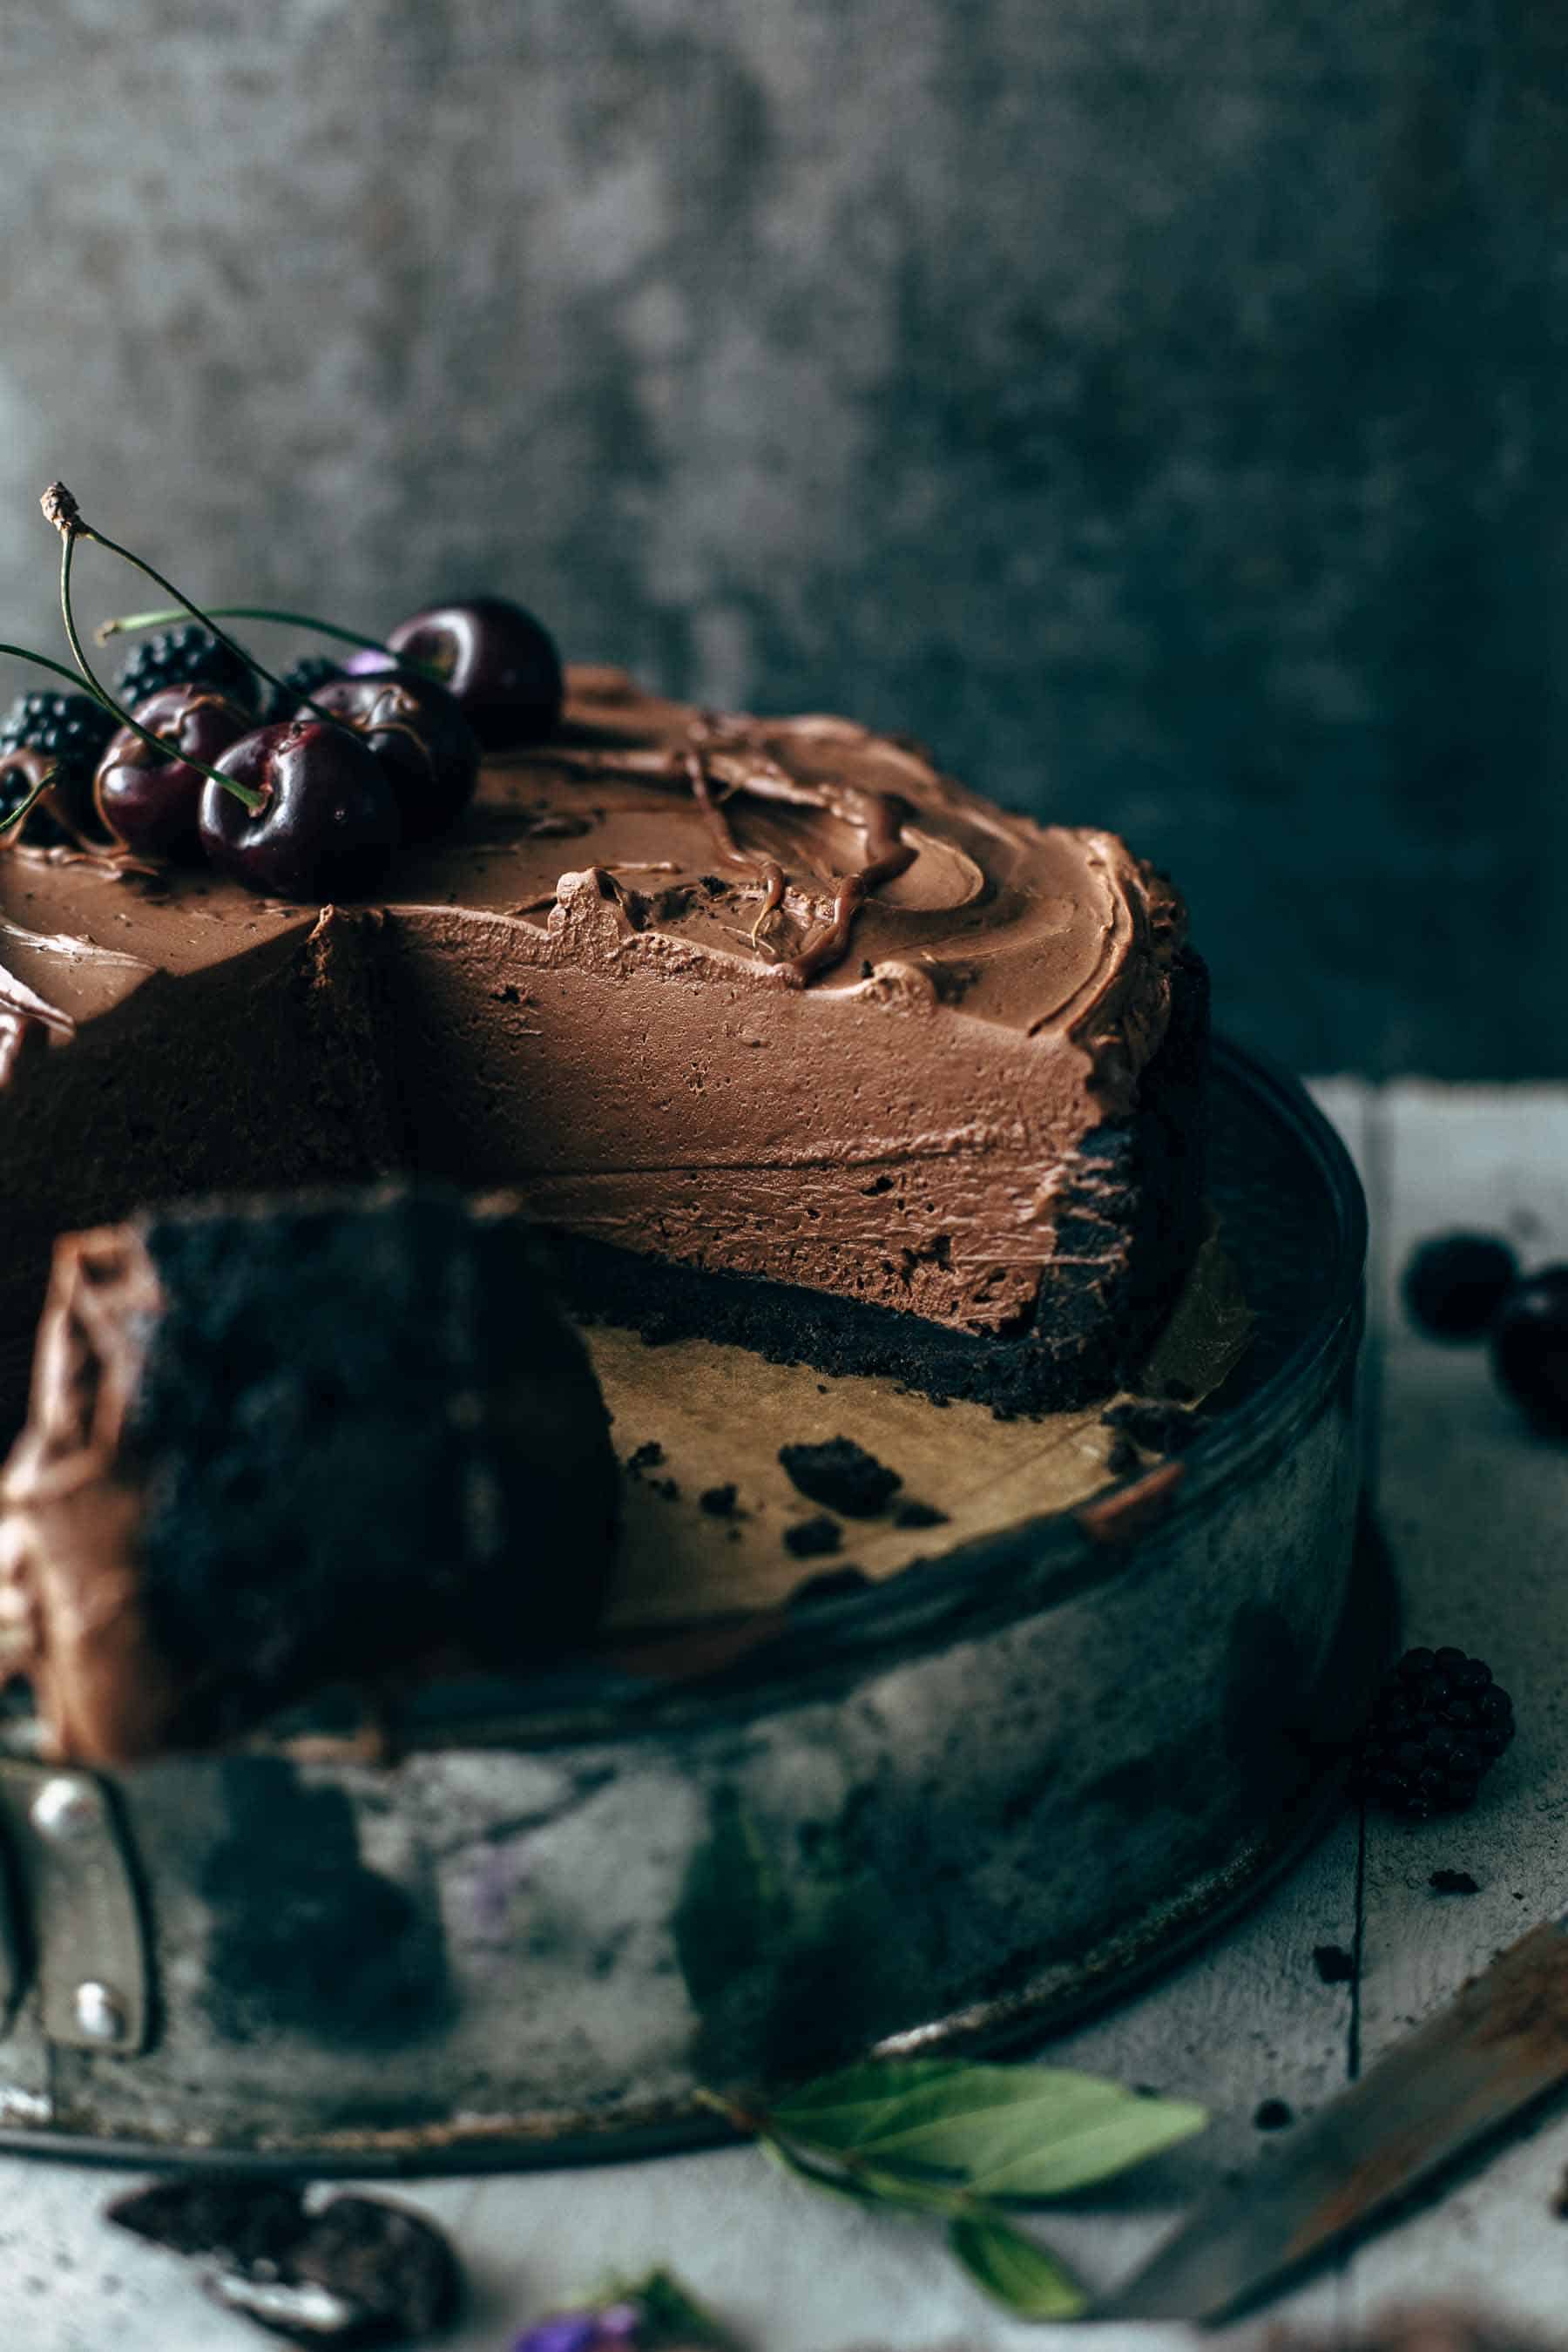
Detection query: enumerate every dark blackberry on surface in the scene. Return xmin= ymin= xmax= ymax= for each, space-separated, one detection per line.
xmin=116 ymin=621 xmax=258 ymax=713
xmin=1491 ymin=1267 xmax=1568 ymax=1435
xmin=1402 ymin=1232 xmax=1518 ymax=1341
xmin=1356 ymin=1646 xmax=1515 ymax=1819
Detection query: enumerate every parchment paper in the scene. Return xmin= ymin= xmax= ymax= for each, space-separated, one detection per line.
xmin=588 ymin=1229 xmax=1251 ymax=1639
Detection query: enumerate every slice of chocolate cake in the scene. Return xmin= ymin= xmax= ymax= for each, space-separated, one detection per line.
xmin=0 ymin=1189 xmax=617 ymax=1763
xmin=0 ymin=669 xmax=1205 ymax=1419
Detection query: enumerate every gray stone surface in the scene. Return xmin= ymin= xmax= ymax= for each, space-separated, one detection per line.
xmin=2 ymin=1 xmax=1565 ymax=1076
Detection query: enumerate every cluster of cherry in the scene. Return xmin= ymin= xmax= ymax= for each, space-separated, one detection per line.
xmin=0 ymin=486 xmax=563 ymax=898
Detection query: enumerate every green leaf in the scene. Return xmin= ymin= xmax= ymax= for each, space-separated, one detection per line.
xmin=762 ymin=2131 xmax=971 ymax=2220
xmin=947 ymin=2214 xmax=1086 ymax=2320
xmin=760 ymin=2132 xmax=884 ymax=2209
xmin=767 ymin=2059 xmax=1206 ymax=2200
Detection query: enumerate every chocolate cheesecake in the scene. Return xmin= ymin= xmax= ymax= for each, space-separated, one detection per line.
xmin=0 ymin=667 xmax=1206 ymax=1421
xmin=0 ymin=1189 xmax=618 ymax=1764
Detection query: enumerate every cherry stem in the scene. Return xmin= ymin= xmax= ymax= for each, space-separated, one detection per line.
xmin=66 ymin=531 xmax=354 ymax=734
xmin=56 ymin=531 xmax=264 ymax=813
xmin=0 ymin=641 xmax=112 ymax=696
xmin=95 ymin=603 xmax=444 ymax=687
xmin=0 ymin=767 xmax=61 ymax=843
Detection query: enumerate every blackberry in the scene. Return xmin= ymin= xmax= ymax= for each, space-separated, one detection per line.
xmin=1355 ymin=1646 xmax=1515 ymax=1819
xmin=0 ymin=688 xmax=115 ymax=781
xmin=1402 ymin=1232 xmax=1518 ymax=1341
xmin=264 ymin=653 xmax=344 ymax=723
xmin=0 ymin=689 xmax=117 ymax=842
xmin=115 ymin=622 xmax=257 ymax=713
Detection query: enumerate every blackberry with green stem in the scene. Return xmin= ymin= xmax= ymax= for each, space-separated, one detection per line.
xmin=0 ymin=689 xmax=117 ymax=843
xmin=115 ymin=622 xmax=258 ymax=716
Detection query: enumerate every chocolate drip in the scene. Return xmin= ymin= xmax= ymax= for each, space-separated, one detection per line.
xmin=778 ymin=781 xmax=916 ymax=987
xmin=682 ymin=747 xmax=787 ymax=943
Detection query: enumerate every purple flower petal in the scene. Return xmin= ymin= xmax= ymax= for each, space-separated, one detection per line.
xmin=511 ymin=2316 xmax=608 ymax=2352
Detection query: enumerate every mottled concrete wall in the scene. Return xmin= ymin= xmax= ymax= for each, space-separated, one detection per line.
xmin=3 ymin=0 xmax=1565 ymax=1075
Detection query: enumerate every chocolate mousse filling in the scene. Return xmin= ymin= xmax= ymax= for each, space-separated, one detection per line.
xmin=0 ymin=667 xmax=1206 ymax=1421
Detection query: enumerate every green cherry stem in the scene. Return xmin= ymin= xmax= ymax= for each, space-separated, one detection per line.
xmin=41 ymin=483 xmax=346 ymax=739
xmin=0 ymin=641 xmax=115 ymax=696
xmin=96 ymin=602 xmax=446 ymax=688
xmin=48 ymin=502 xmax=264 ymax=814
xmin=0 ymin=767 xmax=63 ymax=843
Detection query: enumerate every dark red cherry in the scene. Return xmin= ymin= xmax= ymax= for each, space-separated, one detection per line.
xmin=95 ymin=686 xmax=253 ymax=862
xmin=297 ymin=673 xmax=479 ymax=842
xmin=385 ymin=597 xmax=562 ymax=750
xmin=199 ymin=720 xmax=400 ymax=901
xmin=1491 ymin=1267 xmax=1568 ymax=1436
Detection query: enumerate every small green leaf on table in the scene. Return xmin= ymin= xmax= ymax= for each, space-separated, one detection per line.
xmin=948 ymin=2213 xmax=1087 ymax=2320
xmin=703 ymin=2055 xmax=1206 ymax=2322
xmin=766 ymin=2057 xmax=1206 ymax=2200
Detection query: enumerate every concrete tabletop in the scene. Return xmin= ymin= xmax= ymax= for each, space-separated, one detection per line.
xmin=8 ymin=1079 xmax=1568 ymax=2351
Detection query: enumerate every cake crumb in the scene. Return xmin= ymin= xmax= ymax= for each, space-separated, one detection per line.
xmin=785 ymin=1514 xmax=842 ymax=1559
xmin=700 ymin=1483 xmax=740 ymax=1518
xmin=1430 ymin=1869 xmax=1481 ymax=1896
xmin=1314 ymin=1944 xmax=1355 ymax=1984
xmin=781 ymin=1436 xmax=901 ymax=1517
xmin=1254 ymin=2099 xmax=1294 ymax=2131
xmin=893 ymin=1497 xmax=949 ymax=1529
xmin=626 ymin=1442 xmax=665 ymax=1477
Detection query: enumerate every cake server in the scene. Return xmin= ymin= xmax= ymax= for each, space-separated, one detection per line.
xmin=1092 ymin=1914 xmax=1568 ymax=2322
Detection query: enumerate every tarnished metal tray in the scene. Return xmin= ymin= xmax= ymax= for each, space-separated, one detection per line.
xmin=0 ymin=1037 xmax=1377 ymax=2170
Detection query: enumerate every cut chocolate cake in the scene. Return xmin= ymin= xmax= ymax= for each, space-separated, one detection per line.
xmin=0 ymin=1189 xmax=617 ymax=1763
xmin=0 ymin=668 xmax=1205 ymax=1421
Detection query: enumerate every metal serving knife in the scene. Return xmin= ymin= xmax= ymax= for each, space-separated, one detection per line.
xmin=1093 ymin=1914 xmax=1568 ymax=2323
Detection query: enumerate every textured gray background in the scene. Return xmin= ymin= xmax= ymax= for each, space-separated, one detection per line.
xmin=2 ymin=0 xmax=1564 ymax=1076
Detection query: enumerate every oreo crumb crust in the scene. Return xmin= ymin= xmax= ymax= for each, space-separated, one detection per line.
xmin=779 ymin=1436 xmax=902 ymax=1517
